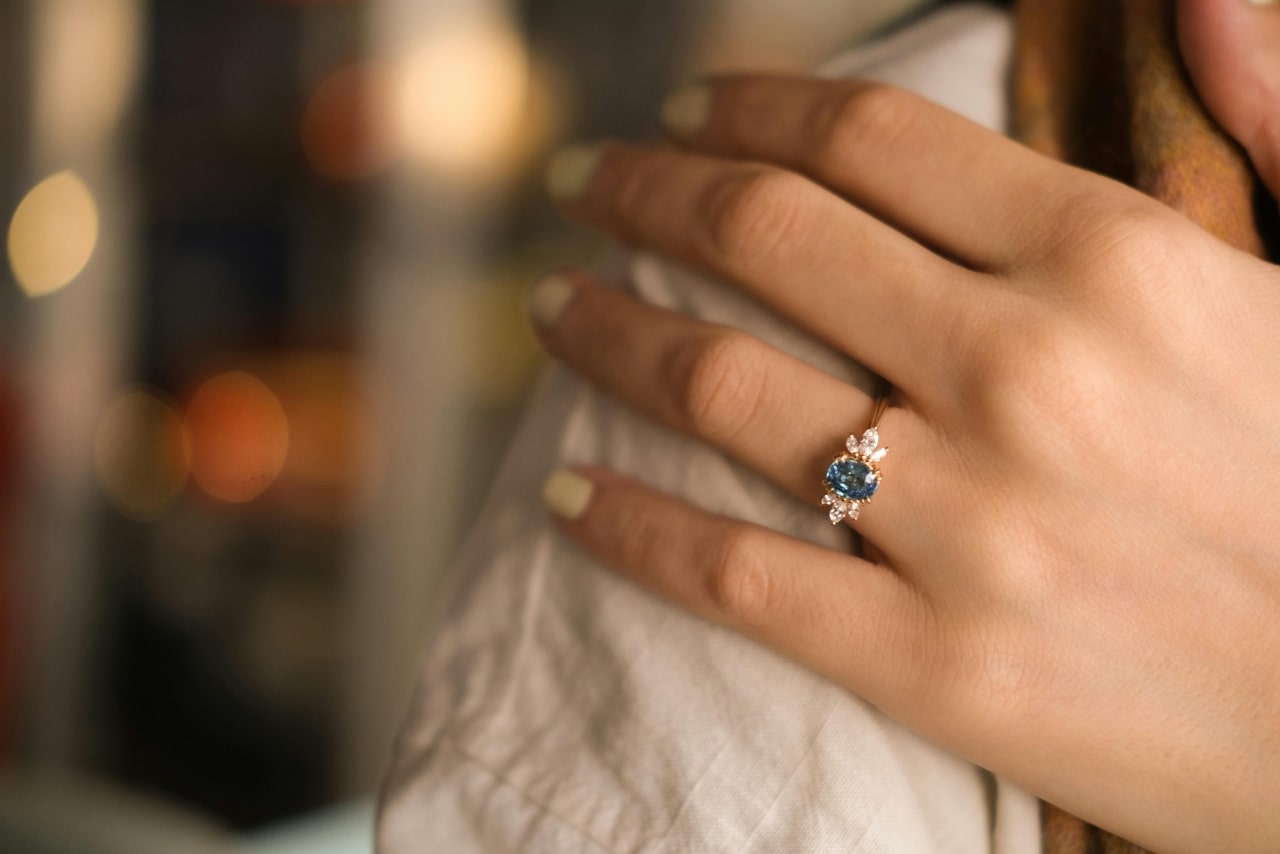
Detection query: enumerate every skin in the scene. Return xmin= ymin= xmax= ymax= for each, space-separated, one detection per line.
xmin=535 ymin=1 xmax=1280 ymax=850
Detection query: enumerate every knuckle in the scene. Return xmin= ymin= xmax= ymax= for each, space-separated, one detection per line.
xmin=811 ymin=84 xmax=921 ymax=164
xmin=1050 ymin=197 xmax=1190 ymax=292
xmin=968 ymin=315 xmax=1111 ymax=451
xmin=670 ymin=330 xmax=766 ymax=443
xmin=705 ymin=529 xmax=778 ymax=624
xmin=1039 ymin=199 xmax=1218 ymax=348
xmin=701 ymin=169 xmax=808 ymax=264
xmin=1085 ymin=204 xmax=1183 ymax=270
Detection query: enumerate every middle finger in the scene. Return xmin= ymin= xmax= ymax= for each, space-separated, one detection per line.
xmin=548 ymin=142 xmax=984 ymax=393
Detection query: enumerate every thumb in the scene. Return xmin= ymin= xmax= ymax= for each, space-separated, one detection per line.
xmin=1178 ymin=0 xmax=1280 ymax=199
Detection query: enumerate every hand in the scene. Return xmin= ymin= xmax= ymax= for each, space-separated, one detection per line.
xmin=531 ymin=23 xmax=1280 ymax=854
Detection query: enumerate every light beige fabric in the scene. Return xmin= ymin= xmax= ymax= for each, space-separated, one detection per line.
xmin=692 ymin=0 xmax=946 ymax=72
xmin=379 ymin=6 xmax=1043 ymax=853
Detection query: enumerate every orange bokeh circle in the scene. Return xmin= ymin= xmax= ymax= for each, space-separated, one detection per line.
xmin=186 ymin=371 xmax=290 ymax=503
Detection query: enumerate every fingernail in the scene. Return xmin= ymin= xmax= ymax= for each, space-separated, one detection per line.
xmin=546 ymin=144 xmax=602 ymax=203
xmin=661 ymin=84 xmax=712 ymax=140
xmin=527 ymin=273 xmax=575 ymax=329
xmin=542 ymin=469 xmax=594 ymax=520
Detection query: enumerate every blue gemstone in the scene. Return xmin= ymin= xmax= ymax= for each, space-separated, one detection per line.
xmin=825 ymin=459 xmax=878 ymax=501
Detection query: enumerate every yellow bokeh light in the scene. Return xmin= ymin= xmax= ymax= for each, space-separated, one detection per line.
xmin=392 ymin=15 xmax=530 ymax=181
xmin=94 ymin=388 xmax=191 ymax=522
xmin=7 ymin=171 xmax=100 ymax=297
xmin=187 ymin=371 xmax=290 ymax=504
xmin=35 ymin=0 xmax=142 ymax=151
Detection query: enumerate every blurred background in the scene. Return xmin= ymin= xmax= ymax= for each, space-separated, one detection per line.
xmin=0 ymin=0 xmax=922 ymax=850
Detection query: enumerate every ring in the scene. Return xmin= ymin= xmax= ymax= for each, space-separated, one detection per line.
xmin=821 ymin=395 xmax=889 ymax=524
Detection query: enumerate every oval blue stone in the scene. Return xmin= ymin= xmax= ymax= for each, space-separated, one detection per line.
xmin=825 ymin=459 xmax=878 ymax=501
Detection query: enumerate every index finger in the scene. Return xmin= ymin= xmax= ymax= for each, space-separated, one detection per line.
xmin=662 ymin=75 xmax=1083 ymax=269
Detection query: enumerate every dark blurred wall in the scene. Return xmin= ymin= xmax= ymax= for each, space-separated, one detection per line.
xmin=0 ymin=0 xmax=28 ymax=760
xmin=92 ymin=0 xmax=366 ymax=829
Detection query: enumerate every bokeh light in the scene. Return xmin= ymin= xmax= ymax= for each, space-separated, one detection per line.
xmin=391 ymin=14 xmax=530 ymax=181
xmin=34 ymin=0 xmax=142 ymax=151
xmin=93 ymin=388 xmax=190 ymax=522
xmin=7 ymin=171 xmax=100 ymax=297
xmin=301 ymin=63 xmax=390 ymax=181
xmin=186 ymin=372 xmax=290 ymax=504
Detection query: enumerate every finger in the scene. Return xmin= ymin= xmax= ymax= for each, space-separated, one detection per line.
xmin=660 ymin=75 xmax=1080 ymax=269
xmin=546 ymin=142 xmax=979 ymax=392
xmin=529 ymin=270 xmax=937 ymax=550
xmin=540 ymin=465 xmax=931 ymax=709
xmin=1179 ymin=0 xmax=1280 ymax=199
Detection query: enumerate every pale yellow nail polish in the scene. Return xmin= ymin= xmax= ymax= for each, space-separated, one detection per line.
xmin=527 ymin=273 xmax=575 ymax=328
xmin=542 ymin=469 xmax=594 ymax=520
xmin=546 ymin=144 xmax=602 ymax=203
xmin=661 ymin=84 xmax=712 ymax=139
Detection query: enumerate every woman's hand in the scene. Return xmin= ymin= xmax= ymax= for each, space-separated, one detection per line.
xmin=530 ymin=67 xmax=1280 ymax=854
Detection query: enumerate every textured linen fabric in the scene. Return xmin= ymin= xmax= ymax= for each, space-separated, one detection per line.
xmin=378 ymin=6 xmax=1043 ymax=853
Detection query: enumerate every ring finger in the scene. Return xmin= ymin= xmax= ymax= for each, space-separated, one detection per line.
xmin=529 ymin=269 xmax=942 ymax=555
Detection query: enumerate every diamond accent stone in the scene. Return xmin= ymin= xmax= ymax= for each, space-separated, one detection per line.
xmin=869 ymin=447 xmax=888 ymax=463
xmin=828 ymin=506 xmax=846 ymax=524
xmin=857 ymin=428 xmax=879 ymax=456
xmin=845 ymin=433 xmax=861 ymax=455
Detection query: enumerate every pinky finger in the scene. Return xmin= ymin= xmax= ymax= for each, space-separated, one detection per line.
xmin=541 ymin=466 xmax=933 ymax=712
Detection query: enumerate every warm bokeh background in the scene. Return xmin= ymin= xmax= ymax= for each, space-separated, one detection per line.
xmin=0 ymin=0 xmax=920 ymax=850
